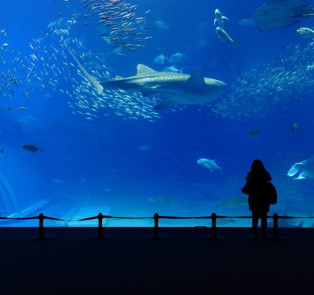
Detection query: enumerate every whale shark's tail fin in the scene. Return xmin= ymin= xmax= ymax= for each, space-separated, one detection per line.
xmin=67 ymin=48 xmax=103 ymax=95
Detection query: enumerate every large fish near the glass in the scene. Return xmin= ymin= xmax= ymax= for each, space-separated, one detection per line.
xmin=287 ymin=156 xmax=314 ymax=179
xmin=239 ymin=0 xmax=314 ymax=31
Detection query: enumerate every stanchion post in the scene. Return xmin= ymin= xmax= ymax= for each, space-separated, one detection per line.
xmin=211 ymin=213 xmax=217 ymax=240
xmin=150 ymin=212 xmax=163 ymax=240
xmin=205 ymin=212 xmax=221 ymax=240
xmin=35 ymin=213 xmax=47 ymax=241
xmin=95 ymin=213 xmax=107 ymax=240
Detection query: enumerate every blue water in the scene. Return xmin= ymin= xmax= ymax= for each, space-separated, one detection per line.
xmin=0 ymin=0 xmax=313 ymax=227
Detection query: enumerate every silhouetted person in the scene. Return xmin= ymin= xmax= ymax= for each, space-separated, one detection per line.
xmin=242 ymin=159 xmax=271 ymax=239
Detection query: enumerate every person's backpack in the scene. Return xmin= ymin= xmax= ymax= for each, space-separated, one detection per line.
xmin=266 ymin=181 xmax=277 ymax=205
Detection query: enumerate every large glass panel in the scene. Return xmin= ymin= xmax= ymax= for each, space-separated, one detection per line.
xmin=0 ymin=0 xmax=313 ymax=227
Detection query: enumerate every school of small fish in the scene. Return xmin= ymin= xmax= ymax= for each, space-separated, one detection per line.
xmin=0 ymin=0 xmax=313 ymax=124
xmin=79 ymin=0 xmax=152 ymax=56
xmin=210 ymin=41 xmax=314 ymax=120
xmin=0 ymin=0 xmax=161 ymax=122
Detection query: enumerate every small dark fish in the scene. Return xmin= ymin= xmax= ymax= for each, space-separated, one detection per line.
xmin=248 ymin=128 xmax=259 ymax=139
xmin=22 ymin=144 xmax=42 ymax=153
xmin=216 ymin=197 xmax=247 ymax=209
xmin=0 ymin=147 xmax=3 ymax=154
xmin=291 ymin=122 xmax=298 ymax=133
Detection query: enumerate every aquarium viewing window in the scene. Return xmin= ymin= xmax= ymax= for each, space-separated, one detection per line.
xmin=0 ymin=0 xmax=313 ymax=227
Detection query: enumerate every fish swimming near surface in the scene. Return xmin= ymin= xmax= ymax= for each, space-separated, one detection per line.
xmin=239 ymin=0 xmax=314 ymax=31
xmin=22 ymin=144 xmax=42 ymax=153
xmin=216 ymin=27 xmax=240 ymax=47
xmin=197 ymin=158 xmax=222 ymax=172
xmin=214 ymin=9 xmax=229 ymax=27
xmin=287 ymin=156 xmax=314 ymax=179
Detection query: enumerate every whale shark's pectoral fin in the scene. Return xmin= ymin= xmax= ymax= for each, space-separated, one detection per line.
xmin=140 ymin=89 xmax=152 ymax=97
xmin=153 ymin=97 xmax=178 ymax=110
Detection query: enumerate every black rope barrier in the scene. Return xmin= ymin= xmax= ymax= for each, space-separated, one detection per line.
xmin=159 ymin=216 xmax=211 ymax=219
xmin=79 ymin=215 xmax=99 ymax=221
xmin=0 ymin=212 xmax=313 ymax=240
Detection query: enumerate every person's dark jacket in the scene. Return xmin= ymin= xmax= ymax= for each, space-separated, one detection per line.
xmin=245 ymin=170 xmax=271 ymax=212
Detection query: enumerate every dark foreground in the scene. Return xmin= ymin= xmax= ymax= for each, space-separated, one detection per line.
xmin=0 ymin=227 xmax=313 ymax=295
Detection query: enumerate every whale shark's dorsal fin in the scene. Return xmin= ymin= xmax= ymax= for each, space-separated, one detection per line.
xmin=137 ymin=64 xmax=156 ymax=76
xmin=184 ymin=69 xmax=206 ymax=88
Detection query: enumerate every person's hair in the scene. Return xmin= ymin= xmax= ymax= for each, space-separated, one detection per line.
xmin=251 ymin=159 xmax=266 ymax=172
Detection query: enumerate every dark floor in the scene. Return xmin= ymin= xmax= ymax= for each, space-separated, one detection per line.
xmin=0 ymin=227 xmax=313 ymax=295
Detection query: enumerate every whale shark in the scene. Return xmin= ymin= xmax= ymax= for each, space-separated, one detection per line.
xmin=68 ymin=49 xmax=227 ymax=110
xmin=287 ymin=156 xmax=314 ymax=179
xmin=100 ymin=64 xmax=227 ymax=109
